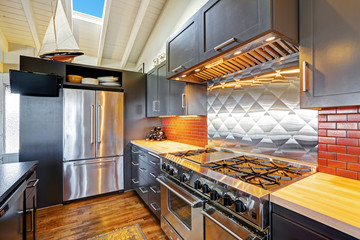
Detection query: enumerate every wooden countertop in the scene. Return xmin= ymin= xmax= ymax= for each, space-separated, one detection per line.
xmin=131 ymin=140 xmax=200 ymax=154
xmin=271 ymin=172 xmax=360 ymax=239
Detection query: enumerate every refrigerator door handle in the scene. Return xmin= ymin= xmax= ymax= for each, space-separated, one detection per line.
xmin=90 ymin=105 xmax=95 ymax=144
xmin=97 ymin=105 xmax=101 ymax=143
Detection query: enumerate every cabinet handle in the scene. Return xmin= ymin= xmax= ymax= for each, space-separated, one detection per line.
xmin=26 ymin=179 xmax=39 ymax=188
xmin=214 ymin=38 xmax=236 ymax=51
xmin=152 ymin=100 xmax=156 ymax=112
xmin=131 ymin=161 xmax=139 ymax=166
xmin=150 ymin=172 xmax=157 ymax=178
xmin=139 ymin=167 xmax=147 ymax=173
xmin=150 ymin=160 xmax=157 ymax=166
xmin=139 ymin=187 xmax=148 ymax=194
xmin=150 ymin=186 xmax=160 ymax=194
xmin=131 ymin=178 xmax=139 ymax=184
xmin=150 ymin=202 xmax=161 ymax=211
xmin=172 ymin=65 xmax=184 ymax=73
xmin=157 ymin=100 xmax=160 ymax=112
xmin=182 ymin=93 xmax=187 ymax=108
xmin=302 ymin=61 xmax=308 ymax=92
xmin=148 ymin=152 xmax=161 ymax=159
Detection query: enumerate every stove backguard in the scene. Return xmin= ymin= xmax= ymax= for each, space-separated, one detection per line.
xmin=207 ymin=72 xmax=318 ymax=163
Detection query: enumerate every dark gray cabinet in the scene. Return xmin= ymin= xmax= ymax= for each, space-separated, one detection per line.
xmin=300 ymin=0 xmax=360 ymax=108
xmin=131 ymin=144 xmax=161 ymax=219
xmin=147 ymin=62 xmax=168 ymax=117
xmin=166 ymin=13 xmax=199 ymax=78
xmin=169 ymin=81 xmax=187 ymax=115
xmin=272 ymin=204 xmax=357 ymax=240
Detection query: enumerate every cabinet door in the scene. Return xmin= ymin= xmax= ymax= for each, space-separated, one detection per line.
xmin=300 ymin=0 xmax=360 ymax=108
xmin=167 ymin=14 xmax=199 ymax=77
xmin=157 ymin=63 xmax=169 ymax=116
xmin=169 ymin=80 xmax=187 ymax=115
xmin=187 ymin=83 xmax=207 ymax=115
xmin=199 ymin=0 xmax=270 ymax=61
xmin=146 ymin=69 xmax=158 ymax=117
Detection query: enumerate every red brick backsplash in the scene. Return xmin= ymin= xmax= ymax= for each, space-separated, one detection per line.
xmin=318 ymin=106 xmax=360 ymax=180
xmin=161 ymin=116 xmax=207 ymax=147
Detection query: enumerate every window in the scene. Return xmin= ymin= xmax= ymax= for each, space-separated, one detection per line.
xmin=4 ymin=86 xmax=19 ymax=153
xmin=73 ymin=0 xmax=105 ymax=18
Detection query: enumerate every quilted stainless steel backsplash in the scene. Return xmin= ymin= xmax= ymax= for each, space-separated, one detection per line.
xmin=207 ymin=76 xmax=318 ymax=163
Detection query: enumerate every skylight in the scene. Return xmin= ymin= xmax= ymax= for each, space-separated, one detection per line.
xmin=73 ymin=0 xmax=105 ymax=18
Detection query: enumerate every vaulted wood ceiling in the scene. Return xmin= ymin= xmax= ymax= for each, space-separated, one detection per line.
xmin=0 ymin=0 xmax=166 ymax=67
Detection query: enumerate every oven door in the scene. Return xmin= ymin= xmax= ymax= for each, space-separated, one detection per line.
xmin=157 ymin=176 xmax=203 ymax=240
xmin=202 ymin=204 xmax=268 ymax=240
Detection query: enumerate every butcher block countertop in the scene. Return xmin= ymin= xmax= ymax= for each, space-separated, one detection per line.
xmin=131 ymin=140 xmax=200 ymax=154
xmin=271 ymin=172 xmax=360 ymax=239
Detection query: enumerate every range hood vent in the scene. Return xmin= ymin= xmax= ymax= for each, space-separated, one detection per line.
xmin=170 ymin=33 xmax=299 ymax=83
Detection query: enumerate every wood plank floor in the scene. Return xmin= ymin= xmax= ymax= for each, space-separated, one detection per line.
xmin=36 ymin=191 xmax=167 ymax=240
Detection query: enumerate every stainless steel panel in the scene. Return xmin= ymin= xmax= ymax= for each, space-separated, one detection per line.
xmin=63 ymin=157 xmax=124 ymax=201
xmin=208 ymin=66 xmax=318 ymax=163
xmin=63 ymin=89 xmax=95 ymax=161
xmin=96 ymin=91 xmax=124 ymax=158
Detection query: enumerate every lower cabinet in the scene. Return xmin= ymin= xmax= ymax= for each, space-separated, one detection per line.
xmin=131 ymin=144 xmax=161 ymax=219
xmin=271 ymin=204 xmax=357 ymax=240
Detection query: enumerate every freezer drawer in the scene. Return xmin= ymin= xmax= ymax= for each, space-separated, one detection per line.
xmin=63 ymin=157 xmax=124 ymax=201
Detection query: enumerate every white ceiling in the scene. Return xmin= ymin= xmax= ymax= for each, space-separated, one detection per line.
xmin=0 ymin=0 xmax=167 ymax=67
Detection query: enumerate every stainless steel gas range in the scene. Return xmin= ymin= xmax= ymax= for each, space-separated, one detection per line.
xmin=157 ymin=148 xmax=316 ymax=240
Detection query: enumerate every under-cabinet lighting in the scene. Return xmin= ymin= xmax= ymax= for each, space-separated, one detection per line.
xmin=265 ymin=36 xmax=276 ymax=42
xmin=234 ymin=51 xmax=242 ymax=55
xmin=175 ymin=77 xmax=180 ymax=80
xmin=205 ymin=59 xmax=224 ymax=68
xmin=195 ymin=69 xmax=201 ymax=72
xmin=181 ymin=74 xmax=187 ymax=77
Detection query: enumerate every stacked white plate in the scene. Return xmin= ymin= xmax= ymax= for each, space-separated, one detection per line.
xmin=98 ymin=76 xmax=121 ymax=87
xmin=82 ymin=78 xmax=99 ymax=85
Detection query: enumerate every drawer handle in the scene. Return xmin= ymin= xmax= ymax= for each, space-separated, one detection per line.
xmin=131 ymin=178 xmax=139 ymax=184
xmin=214 ymin=38 xmax=236 ymax=51
xmin=150 ymin=202 xmax=161 ymax=211
xmin=148 ymin=152 xmax=161 ymax=159
xmin=150 ymin=172 xmax=157 ymax=178
xmin=131 ymin=161 xmax=139 ymax=166
xmin=139 ymin=168 xmax=147 ymax=173
xmin=150 ymin=160 xmax=157 ymax=166
xmin=139 ymin=187 xmax=148 ymax=194
xmin=172 ymin=65 xmax=184 ymax=73
xmin=131 ymin=150 xmax=139 ymax=154
xmin=27 ymin=179 xmax=39 ymax=188
xmin=150 ymin=186 xmax=160 ymax=194
xmin=302 ymin=61 xmax=308 ymax=92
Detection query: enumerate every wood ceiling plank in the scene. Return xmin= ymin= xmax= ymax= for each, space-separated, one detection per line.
xmin=96 ymin=0 xmax=112 ymax=65
xmin=21 ymin=0 xmax=40 ymax=51
xmin=0 ymin=28 xmax=8 ymax=52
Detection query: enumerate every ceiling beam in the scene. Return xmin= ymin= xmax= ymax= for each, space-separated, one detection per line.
xmin=0 ymin=28 xmax=8 ymax=52
xmin=96 ymin=0 xmax=112 ymax=66
xmin=21 ymin=0 xmax=41 ymax=52
xmin=61 ymin=0 xmax=73 ymax=30
xmin=120 ymin=0 xmax=150 ymax=69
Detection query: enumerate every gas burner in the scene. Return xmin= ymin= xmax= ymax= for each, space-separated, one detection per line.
xmin=169 ymin=148 xmax=217 ymax=157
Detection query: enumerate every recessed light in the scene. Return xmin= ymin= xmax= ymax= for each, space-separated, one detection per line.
xmin=234 ymin=51 xmax=242 ymax=55
xmin=265 ymin=36 xmax=276 ymax=42
xmin=195 ymin=69 xmax=201 ymax=72
xmin=181 ymin=74 xmax=187 ymax=77
xmin=175 ymin=78 xmax=179 ymax=80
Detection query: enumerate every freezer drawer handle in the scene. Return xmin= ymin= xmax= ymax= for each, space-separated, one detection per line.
xmin=148 ymin=152 xmax=161 ymax=159
xmin=131 ymin=178 xmax=139 ymax=184
xmin=150 ymin=186 xmax=160 ymax=194
xmin=139 ymin=167 xmax=147 ymax=173
xmin=73 ymin=159 xmax=116 ymax=166
xmin=97 ymin=105 xmax=101 ymax=143
xmin=131 ymin=161 xmax=139 ymax=166
xmin=150 ymin=202 xmax=161 ymax=211
xmin=26 ymin=179 xmax=39 ymax=188
xmin=139 ymin=187 xmax=148 ymax=194
xmin=214 ymin=38 xmax=236 ymax=51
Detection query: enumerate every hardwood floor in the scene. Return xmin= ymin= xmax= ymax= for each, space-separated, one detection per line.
xmin=36 ymin=191 xmax=167 ymax=240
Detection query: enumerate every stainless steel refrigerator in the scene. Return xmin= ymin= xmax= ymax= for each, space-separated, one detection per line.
xmin=62 ymin=89 xmax=124 ymax=201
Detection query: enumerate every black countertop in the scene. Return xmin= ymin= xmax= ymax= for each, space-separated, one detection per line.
xmin=0 ymin=161 xmax=38 ymax=205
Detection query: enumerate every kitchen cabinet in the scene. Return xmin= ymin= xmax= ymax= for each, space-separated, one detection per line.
xmin=147 ymin=62 xmax=169 ymax=117
xmin=300 ymin=0 xmax=360 ymax=108
xmin=169 ymin=80 xmax=187 ymax=116
xmin=166 ymin=13 xmax=199 ymax=78
xmin=271 ymin=204 xmax=357 ymax=240
xmin=131 ymin=145 xmax=161 ymax=219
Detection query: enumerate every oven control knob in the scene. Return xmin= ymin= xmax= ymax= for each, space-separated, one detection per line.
xmin=223 ymin=193 xmax=234 ymax=206
xmin=169 ymin=167 xmax=177 ymax=176
xmin=210 ymin=189 xmax=221 ymax=201
xmin=180 ymin=173 xmax=189 ymax=183
xmin=202 ymin=184 xmax=210 ymax=194
xmin=194 ymin=180 xmax=203 ymax=190
xmin=235 ymin=200 xmax=247 ymax=213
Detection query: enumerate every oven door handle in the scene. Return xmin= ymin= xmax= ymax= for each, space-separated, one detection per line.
xmin=156 ymin=177 xmax=203 ymax=208
xmin=202 ymin=207 xmax=256 ymax=240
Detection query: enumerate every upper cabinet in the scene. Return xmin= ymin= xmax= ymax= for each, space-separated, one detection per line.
xmin=166 ymin=14 xmax=199 ymax=78
xmin=198 ymin=0 xmax=270 ymax=61
xmin=300 ymin=0 xmax=360 ymax=108
xmin=166 ymin=0 xmax=299 ymax=82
